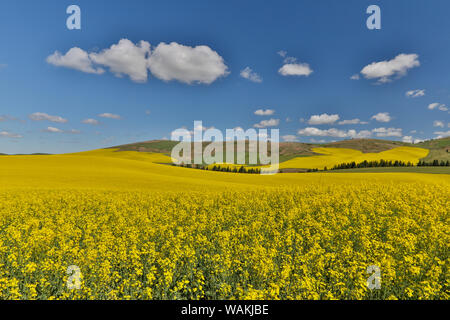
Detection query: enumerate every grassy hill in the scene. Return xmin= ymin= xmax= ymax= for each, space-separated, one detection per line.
xmin=415 ymin=137 xmax=450 ymax=161
xmin=109 ymin=137 xmax=450 ymax=164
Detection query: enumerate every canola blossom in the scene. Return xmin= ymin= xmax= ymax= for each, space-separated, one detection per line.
xmin=280 ymin=147 xmax=429 ymax=170
xmin=0 ymin=149 xmax=448 ymax=300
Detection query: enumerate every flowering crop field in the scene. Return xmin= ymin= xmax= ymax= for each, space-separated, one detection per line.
xmin=280 ymin=146 xmax=429 ymax=170
xmin=0 ymin=149 xmax=448 ymax=300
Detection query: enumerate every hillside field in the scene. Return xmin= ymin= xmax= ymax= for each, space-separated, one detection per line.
xmin=279 ymin=146 xmax=429 ymax=170
xmin=0 ymin=148 xmax=448 ymax=300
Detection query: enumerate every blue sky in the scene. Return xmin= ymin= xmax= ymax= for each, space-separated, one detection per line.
xmin=0 ymin=0 xmax=449 ymax=154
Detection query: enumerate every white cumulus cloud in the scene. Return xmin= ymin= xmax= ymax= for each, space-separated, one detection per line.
xmin=359 ymin=53 xmax=420 ymax=83
xmin=44 ymin=126 xmax=63 ymax=133
xmin=46 ymin=47 xmax=105 ymax=74
xmin=297 ymin=127 xmax=372 ymax=139
xmin=98 ymin=113 xmax=121 ymax=120
xmin=82 ymin=118 xmax=99 ymax=125
xmin=406 ymin=89 xmax=425 ymax=98
xmin=279 ymin=63 xmax=313 ymax=77
xmin=240 ymin=67 xmax=262 ymax=83
xmin=253 ymin=118 xmax=279 ymax=128
xmin=29 ymin=112 xmax=68 ymax=123
xmin=47 ymin=39 xmax=229 ymax=85
xmin=0 ymin=130 xmax=22 ymax=138
xmin=254 ymin=109 xmax=275 ymax=116
xmin=372 ymin=127 xmax=402 ymax=137
xmin=428 ymin=103 xmax=448 ymax=111
xmin=433 ymin=120 xmax=444 ymax=128
xmin=148 ymin=42 xmax=229 ymax=84
xmin=402 ymin=136 xmax=413 ymax=143
xmin=89 ymin=39 xmax=151 ymax=83
xmin=338 ymin=119 xmax=368 ymax=125
xmin=371 ymin=112 xmax=391 ymax=123
xmin=307 ymin=113 xmax=339 ymax=125
xmin=281 ymin=135 xmax=297 ymax=142
xmin=433 ymin=130 xmax=450 ymax=138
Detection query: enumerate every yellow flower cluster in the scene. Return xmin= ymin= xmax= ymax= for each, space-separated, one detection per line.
xmin=0 ymin=181 xmax=448 ymax=300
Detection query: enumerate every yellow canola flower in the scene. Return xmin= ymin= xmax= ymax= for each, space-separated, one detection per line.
xmin=0 ymin=148 xmax=448 ymax=300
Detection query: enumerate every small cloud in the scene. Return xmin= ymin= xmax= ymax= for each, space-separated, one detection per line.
xmin=277 ymin=50 xmax=287 ymax=58
xmin=277 ymin=51 xmax=312 ymax=77
xmin=29 ymin=112 xmax=68 ymax=123
xmin=433 ymin=130 xmax=450 ymax=138
xmin=82 ymin=118 xmax=99 ymax=125
xmin=282 ymin=135 xmax=297 ymax=142
xmin=338 ymin=119 xmax=368 ymax=125
xmin=0 ymin=130 xmax=22 ymax=138
xmin=428 ymin=103 xmax=448 ymax=111
xmin=240 ymin=67 xmax=262 ymax=83
xmin=402 ymin=136 xmax=413 ymax=143
xmin=307 ymin=113 xmax=339 ymax=125
xmin=371 ymin=112 xmax=391 ymax=123
xmin=406 ymin=89 xmax=425 ymax=98
xmin=98 ymin=113 xmax=121 ymax=119
xmin=433 ymin=120 xmax=445 ymax=128
xmin=44 ymin=126 xmax=63 ymax=133
xmin=359 ymin=53 xmax=420 ymax=83
xmin=350 ymin=74 xmax=360 ymax=80
xmin=47 ymin=47 xmax=105 ymax=74
xmin=254 ymin=109 xmax=275 ymax=116
xmin=279 ymin=63 xmax=313 ymax=77
xmin=372 ymin=127 xmax=402 ymax=137
xmin=68 ymin=129 xmax=81 ymax=134
xmin=253 ymin=118 xmax=279 ymax=128
xmin=297 ymin=127 xmax=372 ymax=139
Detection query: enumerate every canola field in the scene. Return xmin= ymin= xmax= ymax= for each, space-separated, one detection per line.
xmin=280 ymin=146 xmax=429 ymax=170
xmin=0 ymin=149 xmax=448 ymax=300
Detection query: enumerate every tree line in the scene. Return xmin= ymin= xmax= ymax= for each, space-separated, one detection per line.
xmin=331 ymin=159 xmax=415 ymax=170
xmin=174 ymin=158 xmax=450 ymax=174
xmin=324 ymin=159 xmax=450 ymax=171
xmin=173 ymin=163 xmax=262 ymax=174
xmin=417 ymin=160 xmax=450 ymax=167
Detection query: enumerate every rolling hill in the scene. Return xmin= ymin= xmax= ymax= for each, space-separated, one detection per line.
xmin=109 ymin=137 xmax=450 ymax=165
